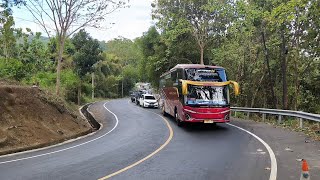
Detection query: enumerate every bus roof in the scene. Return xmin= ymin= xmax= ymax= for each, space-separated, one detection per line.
xmin=173 ymin=64 xmax=224 ymax=70
xmin=160 ymin=64 xmax=225 ymax=77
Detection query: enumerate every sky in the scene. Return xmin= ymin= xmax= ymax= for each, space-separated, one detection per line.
xmin=12 ymin=0 xmax=155 ymax=41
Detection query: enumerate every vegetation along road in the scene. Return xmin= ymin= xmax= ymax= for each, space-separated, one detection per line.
xmin=1 ymin=0 xmax=319 ymax=179
xmin=0 ymin=99 xmax=319 ymax=180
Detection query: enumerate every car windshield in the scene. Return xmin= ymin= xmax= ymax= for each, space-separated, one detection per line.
xmin=185 ymin=68 xmax=227 ymax=82
xmin=185 ymin=85 xmax=229 ymax=107
xmin=145 ymin=96 xmax=155 ymax=100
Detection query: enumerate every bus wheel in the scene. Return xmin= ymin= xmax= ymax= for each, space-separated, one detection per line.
xmin=175 ymin=111 xmax=183 ymax=127
xmin=162 ymin=105 xmax=167 ymax=116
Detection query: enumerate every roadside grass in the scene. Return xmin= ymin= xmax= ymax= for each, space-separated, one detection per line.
xmin=233 ymin=112 xmax=320 ymax=141
xmin=82 ymin=96 xmax=108 ymax=104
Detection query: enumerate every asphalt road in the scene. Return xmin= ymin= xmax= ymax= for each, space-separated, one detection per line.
xmin=0 ymin=99 xmax=275 ymax=180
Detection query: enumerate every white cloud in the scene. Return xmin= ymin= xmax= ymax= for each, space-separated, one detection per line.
xmin=12 ymin=0 xmax=154 ymax=41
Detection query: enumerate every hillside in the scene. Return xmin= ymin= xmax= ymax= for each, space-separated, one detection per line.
xmin=0 ymin=82 xmax=92 ymax=155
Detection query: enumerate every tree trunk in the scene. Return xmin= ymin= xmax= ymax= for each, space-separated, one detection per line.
xmin=293 ymin=48 xmax=299 ymax=110
xmin=251 ymin=74 xmax=265 ymax=108
xmin=200 ymin=45 xmax=204 ymax=65
xmin=261 ymin=31 xmax=277 ymax=109
xmin=92 ymin=72 xmax=95 ymax=100
xmin=293 ymin=12 xmax=301 ymax=111
xmin=121 ymin=79 xmax=124 ymax=98
xmin=78 ymin=80 xmax=82 ymax=105
xmin=56 ymin=36 xmax=66 ymax=96
xmin=280 ymin=26 xmax=288 ymax=110
xmin=4 ymin=41 xmax=8 ymax=62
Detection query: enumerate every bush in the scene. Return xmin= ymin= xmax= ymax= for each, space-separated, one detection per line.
xmin=61 ymin=70 xmax=80 ymax=103
xmin=25 ymin=71 xmax=56 ymax=88
xmin=0 ymin=58 xmax=26 ymax=80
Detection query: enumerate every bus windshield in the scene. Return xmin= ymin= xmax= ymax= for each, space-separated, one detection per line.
xmin=185 ymin=68 xmax=227 ymax=82
xmin=185 ymin=85 xmax=229 ymax=107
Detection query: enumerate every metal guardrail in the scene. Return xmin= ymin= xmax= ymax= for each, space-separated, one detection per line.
xmin=231 ymin=107 xmax=320 ymax=128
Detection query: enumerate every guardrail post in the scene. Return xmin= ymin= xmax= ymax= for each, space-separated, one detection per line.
xmin=278 ymin=115 xmax=282 ymax=124
xmin=234 ymin=111 xmax=237 ymax=117
xmin=299 ymin=118 xmax=303 ymax=128
xmin=247 ymin=112 xmax=250 ymax=119
xmin=262 ymin=113 xmax=266 ymax=122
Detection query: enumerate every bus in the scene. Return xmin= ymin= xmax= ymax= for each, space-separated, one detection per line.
xmin=159 ymin=64 xmax=239 ymax=126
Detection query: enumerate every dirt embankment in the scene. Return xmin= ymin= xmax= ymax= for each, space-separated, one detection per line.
xmin=0 ymin=83 xmax=92 ymax=155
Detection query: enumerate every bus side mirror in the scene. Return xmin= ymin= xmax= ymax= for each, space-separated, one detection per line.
xmin=230 ymin=81 xmax=240 ymax=96
xmin=179 ymin=79 xmax=188 ymax=95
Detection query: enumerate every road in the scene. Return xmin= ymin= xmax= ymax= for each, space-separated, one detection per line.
xmin=1 ymin=98 xmax=317 ymax=180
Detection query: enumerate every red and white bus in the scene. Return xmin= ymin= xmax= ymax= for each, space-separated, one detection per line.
xmin=159 ymin=64 xmax=239 ymax=126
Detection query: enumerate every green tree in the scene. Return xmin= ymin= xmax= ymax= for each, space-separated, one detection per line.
xmin=105 ymin=37 xmax=142 ymax=66
xmin=72 ymin=29 xmax=102 ymax=104
xmin=137 ymin=26 xmax=168 ymax=86
xmin=153 ymin=0 xmax=233 ymax=64
xmin=0 ymin=10 xmax=16 ymax=60
xmin=24 ymin=0 xmax=128 ymax=95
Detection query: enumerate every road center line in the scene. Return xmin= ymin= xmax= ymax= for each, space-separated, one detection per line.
xmin=227 ymin=123 xmax=277 ymax=180
xmin=98 ymin=102 xmax=174 ymax=180
xmin=0 ymin=101 xmax=118 ymax=165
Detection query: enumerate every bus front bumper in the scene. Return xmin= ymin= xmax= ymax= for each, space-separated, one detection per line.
xmin=183 ymin=108 xmax=230 ymax=123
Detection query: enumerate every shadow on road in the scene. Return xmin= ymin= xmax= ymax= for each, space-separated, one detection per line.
xmin=165 ymin=116 xmax=229 ymax=133
xmin=183 ymin=123 xmax=229 ymax=132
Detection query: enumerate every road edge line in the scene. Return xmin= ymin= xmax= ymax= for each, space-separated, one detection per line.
xmin=227 ymin=123 xmax=277 ymax=180
xmin=98 ymin=106 xmax=174 ymax=180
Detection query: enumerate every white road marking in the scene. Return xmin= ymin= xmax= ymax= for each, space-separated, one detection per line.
xmin=99 ymin=100 xmax=173 ymax=179
xmin=0 ymin=102 xmax=118 ymax=165
xmin=227 ymin=123 xmax=277 ymax=180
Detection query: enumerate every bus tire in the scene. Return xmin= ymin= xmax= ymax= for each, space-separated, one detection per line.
xmin=162 ymin=105 xmax=168 ymax=116
xmin=175 ymin=110 xmax=183 ymax=127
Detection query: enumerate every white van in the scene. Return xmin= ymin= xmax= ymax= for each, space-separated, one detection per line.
xmin=139 ymin=94 xmax=158 ymax=108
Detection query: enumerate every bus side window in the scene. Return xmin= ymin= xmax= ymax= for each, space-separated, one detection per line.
xmin=177 ymin=68 xmax=183 ymax=80
xmin=171 ymin=70 xmax=177 ymax=85
xmin=164 ymin=74 xmax=171 ymax=87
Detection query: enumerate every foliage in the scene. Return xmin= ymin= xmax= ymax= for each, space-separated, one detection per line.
xmin=137 ymin=26 xmax=167 ymax=86
xmin=2 ymin=0 xmax=319 ymax=113
xmin=152 ymin=0 xmax=234 ymax=64
xmin=0 ymin=58 xmax=25 ymax=80
xmin=72 ymin=29 xmax=102 ymax=78
xmin=0 ymin=10 xmax=16 ymax=59
xmin=93 ymin=37 xmax=142 ymax=98
xmin=140 ymin=0 xmax=320 ymax=113
xmin=105 ymin=37 xmax=142 ymax=66
xmin=24 ymin=0 xmax=128 ymax=95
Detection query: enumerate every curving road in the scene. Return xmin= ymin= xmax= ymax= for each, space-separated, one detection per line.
xmin=0 ymin=99 xmax=276 ymax=180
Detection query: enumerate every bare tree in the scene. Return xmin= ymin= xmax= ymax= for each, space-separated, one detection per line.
xmin=24 ymin=0 xmax=127 ymax=95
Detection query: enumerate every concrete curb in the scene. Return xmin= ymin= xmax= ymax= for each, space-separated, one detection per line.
xmin=80 ymin=103 xmax=101 ymax=130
